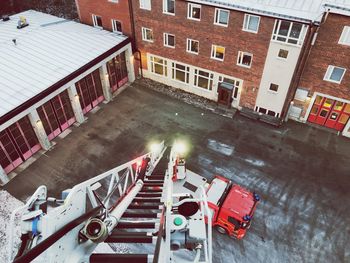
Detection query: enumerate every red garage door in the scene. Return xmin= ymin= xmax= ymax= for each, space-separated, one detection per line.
xmin=0 ymin=116 xmax=41 ymax=173
xmin=308 ymin=96 xmax=350 ymax=131
xmin=76 ymin=69 xmax=105 ymax=114
xmin=107 ymin=52 xmax=128 ymax=93
xmin=37 ymin=90 xmax=76 ymax=141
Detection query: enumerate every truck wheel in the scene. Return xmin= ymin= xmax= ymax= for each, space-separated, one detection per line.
xmin=216 ymin=226 xmax=227 ymax=235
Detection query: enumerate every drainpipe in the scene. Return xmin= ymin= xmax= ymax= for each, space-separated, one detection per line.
xmin=280 ymin=22 xmax=317 ymax=121
xmin=281 ymin=9 xmax=330 ymax=121
xmin=128 ymin=0 xmax=143 ymax=77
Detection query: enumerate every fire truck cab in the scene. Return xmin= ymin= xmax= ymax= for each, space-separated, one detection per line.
xmin=206 ymin=175 xmax=260 ymax=239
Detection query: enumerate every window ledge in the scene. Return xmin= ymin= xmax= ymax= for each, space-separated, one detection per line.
xmin=237 ymin=63 xmax=251 ymax=69
xmin=143 ymin=39 xmax=154 ymax=43
xmin=163 ymin=12 xmax=175 ymax=16
xmin=242 ymin=28 xmax=258 ymax=34
xmin=164 ymin=45 xmax=175 ymax=49
xmin=187 ymin=50 xmax=199 ymax=55
xmin=214 ymin=22 xmax=228 ymax=27
xmin=323 ymin=78 xmax=342 ymax=84
xmin=211 ymin=57 xmax=224 ymax=62
xmin=187 ymin=17 xmax=201 ymax=21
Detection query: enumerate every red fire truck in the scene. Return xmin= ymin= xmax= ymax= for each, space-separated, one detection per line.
xmin=206 ymin=175 xmax=260 ymax=239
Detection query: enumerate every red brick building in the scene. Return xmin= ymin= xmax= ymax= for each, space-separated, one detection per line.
xmin=75 ymin=0 xmax=350 ymax=138
xmin=290 ymin=9 xmax=350 ymax=137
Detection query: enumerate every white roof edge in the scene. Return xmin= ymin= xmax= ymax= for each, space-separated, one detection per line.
xmin=324 ymin=3 xmax=350 ymax=17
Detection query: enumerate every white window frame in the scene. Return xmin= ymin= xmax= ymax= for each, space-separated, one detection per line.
xmin=111 ymin=19 xmax=122 ymax=33
xmin=272 ymin=20 xmax=308 ymax=46
xmin=324 ymin=65 xmax=346 ymax=84
xmin=237 ymin=51 xmax=253 ymax=68
xmin=140 ymin=0 xmax=151 ymax=10
xmin=163 ymin=0 xmax=175 ymax=15
xmin=269 ymin=83 xmax=279 ymax=93
xmin=142 ymin=27 xmax=153 ymax=42
xmin=188 ymin=3 xmax=201 ymax=21
xmin=171 ymin=62 xmax=190 ymax=84
xmin=108 ymin=0 xmax=118 ymax=3
xmin=164 ymin=33 xmax=175 ymax=48
xmin=339 ymin=26 xmax=350 ymax=46
xmin=242 ymin=14 xmax=260 ymax=33
xmin=194 ymin=69 xmax=214 ymax=91
xmin=211 ymin=45 xmax=225 ymax=61
xmin=214 ymin=8 xmax=229 ymax=27
xmin=186 ymin=38 xmax=199 ymax=54
xmin=150 ymin=55 xmax=167 ymax=76
xmin=92 ymin=14 xmax=102 ymax=29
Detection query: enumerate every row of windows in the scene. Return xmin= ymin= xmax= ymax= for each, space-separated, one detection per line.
xmin=142 ymin=28 xmax=292 ymax=67
xmin=92 ymin=14 xmax=122 ymax=33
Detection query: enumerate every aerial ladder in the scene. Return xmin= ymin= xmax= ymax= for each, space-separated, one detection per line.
xmin=7 ymin=141 xmax=212 ymax=263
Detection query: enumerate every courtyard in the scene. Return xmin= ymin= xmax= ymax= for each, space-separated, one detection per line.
xmin=3 ymin=80 xmax=350 ymax=263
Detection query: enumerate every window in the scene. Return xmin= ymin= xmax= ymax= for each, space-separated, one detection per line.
xmin=214 ymin=8 xmax=229 ymax=26
xmin=194 ymin=69 xmax=214 ymax=90
xmin=243 ymin=14 xmax=260 ymax=33
xmin=112 ymin=19 xmax=122 ymax=33
xmin=272 ymin=20 xmax=307 ymax=45
xmin=150 ymin=56 xmax=167 ymax=76
xmin=140 ymin=0 xmax=151 ymax=10
xmin=164 ymin=33 xmax=175 ymax=48
xmin=269 ymin=83 xmax=279 ymax=92
xmin=324 ymin=66 xmax=346 ymax=83
xmin=339 ymin=26 xmax=350 ymax=46
xmin=163 ymin=0 xmax=175 ymax=15
xmin=278 ymin=49 xmax=289 ymax=59
xmin=188 ymin=3 xmax=201 ymax=20
xmin=142 ymin=27 xmax=153 ymax=42
xmin=172 ymin=62 xmax=190 ymax=83
xmin=211 ymin=45 xmax=225 ymax=61
xmin=237 ymin=51 xmax=252 ymax=68
xmin=219 ymin=77 xmax=241 ymax=99
xmin=92 ymin=14 xmax=102 ymax=28
xmin=187 ymin=39 xmax=199 ymax=54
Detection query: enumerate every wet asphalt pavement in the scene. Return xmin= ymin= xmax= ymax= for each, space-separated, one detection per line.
xmin=4 ymin=80 xmax=350 ymax=263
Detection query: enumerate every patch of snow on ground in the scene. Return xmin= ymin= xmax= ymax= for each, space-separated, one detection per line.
xmin=244 ymin=158 xmax=265 ymax=167
xmin=207 ymin=139 xmax=234 ymax=156
xmin=0 ymin=191 xmax=24 ymax=263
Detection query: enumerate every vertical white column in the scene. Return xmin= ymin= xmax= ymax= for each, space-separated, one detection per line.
xmin=342 ymin=118 xmax=350 ymax=138
xmin=125 ymin=44 xmax=136 ymax=83
xmin=0 ymin=165 xmax=9 ymax=184
xmin=67 ymin=84 xmax=85 ymax=124
xmin=28 ymin=111 xmax=51 ymax=151
xmin=99 ymin=64 xmax=113 ymax=102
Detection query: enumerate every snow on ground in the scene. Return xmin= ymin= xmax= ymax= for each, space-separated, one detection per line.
xmin=0 ymin=191 xmax=23 ymax=263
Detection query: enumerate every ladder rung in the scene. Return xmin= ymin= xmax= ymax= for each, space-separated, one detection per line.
xmin=128 ymin=204 xmax=162 ymax=210
xmin=136 ymin=193 xmax=162 ymax=197
xmin=122 ymin=212 xmax=160 ymax=218
xmin=105 ymin=234 xmax=156 ymax=243
xmin=116 ymin=222 xmax=157 ymax=229
xmin=90 ymin=253 xmax=153 ymax=263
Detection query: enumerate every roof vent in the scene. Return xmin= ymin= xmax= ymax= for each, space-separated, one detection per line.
xmin=17 ymin=16 xmax=29 ymax=29
xmin=2 ymin=15 xmax=10 ymax=21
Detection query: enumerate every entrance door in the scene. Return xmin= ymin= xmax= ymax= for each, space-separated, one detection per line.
xmin=107 ymin=52 xmax=129 ymax=93
xmin=0 ymin=116 xmax=41 ymax=173
xmin=76 ymin=69 xmax=105 ymax=114
xmin=308 ymin=96 xmax=350 ymax=131
xmin=218 ymin=77 xmax=241 ymax=108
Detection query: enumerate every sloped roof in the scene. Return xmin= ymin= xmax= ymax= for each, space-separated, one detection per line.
xmin=192 ymin=0 xmax=350 ymax=22
xmin=0 ymin=10 xmax=127 ymax=119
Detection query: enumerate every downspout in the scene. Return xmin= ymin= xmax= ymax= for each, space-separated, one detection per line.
xmin=281 ymin=9 xmax=330 ymax=121
xmin=128 ymin=0 xmax=143 ymax=77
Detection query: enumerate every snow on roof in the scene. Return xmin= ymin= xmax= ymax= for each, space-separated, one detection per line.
xmin=192 ymin=0 xmax=350 ymax=22
xmin=0 ymin=10 xmax=127 ymax=118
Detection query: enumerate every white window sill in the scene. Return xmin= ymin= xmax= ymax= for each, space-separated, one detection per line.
xmin=338 ymin=41 xmax=350 ymax=46
xmin=187 ymin=17 xmax=201 ymax=21
xmin=140 ymin=8 xmax=151 ymax=11
xmin=214 ymin=22 xmax=228 ymax=27
xmin=242 ymin=28 xmax=258 ymax=34
xmin=93 ymin=25 xmax=103 ymax=29
xmin=164 ymin=45 xmax=175 ymax=49
xmin=237 ymin=63 xmax=251 ymax=68
xmin=211 ymin=56 xmax=224 ymax=62
xmin=143 ymin=39 xmax=154 ymax=43
xmin=323 ymin=78 xmax=342 ymax=84
xmin=163 ymin=12 xmax=175 ymax=16
xmin=187 ymin=50 xmax=199 ymax=55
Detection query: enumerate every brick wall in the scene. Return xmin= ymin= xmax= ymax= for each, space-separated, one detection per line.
xmin=299 ymin=13 xmax=350 ymax=116
xmin=76 ymin=0 xmax=132 ymax=36
xmin=132 ymin=0 xmax=275 ymax=109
